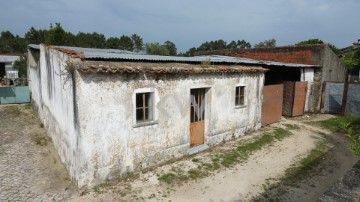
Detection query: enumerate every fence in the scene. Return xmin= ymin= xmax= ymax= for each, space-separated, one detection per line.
xmin=321 ymin=82 xmax=360 ymax=117
xmin=0 ymin=86 xmax=30 ymax=104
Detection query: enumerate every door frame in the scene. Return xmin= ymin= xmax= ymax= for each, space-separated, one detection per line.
xmin=189 ymin=88 xmax=207 ymax=147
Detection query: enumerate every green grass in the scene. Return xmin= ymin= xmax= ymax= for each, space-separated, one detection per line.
xmin=158 ymin=127 xmax=293 ymax=185
xmin=284 ymin=124 xmax=300 ymax=130
xmin=31 ymin=134 xmax=48 ymax=146
xmin=93 ymin=182 xmax=111 ymax=194
xmin=284 ymin=141 xmax=330 ymax=178
xmin=315 ymin=116 xmax=360 ymax=132
xmin=158 ymin=173 xmax=177 ymax=184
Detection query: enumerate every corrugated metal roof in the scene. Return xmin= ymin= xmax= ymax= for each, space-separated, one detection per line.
xmin=28 ymin=44 xmax=317 ymax=68
xmin=0 ymin=55 xmax=20 ymax=63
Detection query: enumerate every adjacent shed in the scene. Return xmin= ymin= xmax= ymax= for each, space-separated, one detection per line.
xmin=197 ymin=44 xmax=346 ymax=113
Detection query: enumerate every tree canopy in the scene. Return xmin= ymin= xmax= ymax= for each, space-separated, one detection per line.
xmin=0 ymin=23 xmax=148 ymax=54
xmin=254 ymin=38 xmax=276 ymax=48
xmin=181 ymin=39 xmax=252 ymax=56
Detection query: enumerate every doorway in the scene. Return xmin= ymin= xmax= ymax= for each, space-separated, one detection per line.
xmin=190 ymin=88 xmax=206 ymax=147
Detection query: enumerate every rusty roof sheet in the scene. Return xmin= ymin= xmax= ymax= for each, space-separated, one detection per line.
xmin=75 ymin=61 xmax=268 ymax=74
xmin=28 ymin=44 xmax=317 ymax=68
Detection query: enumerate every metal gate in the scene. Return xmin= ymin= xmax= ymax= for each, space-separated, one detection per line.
xmin=190 ymin=88 xmax=206 ymax=147
xmin=262 ymin=84 xmax=283 ymax=126
xmin=320 ymin=82 xmax=344 ymax=114
xmin=0 ymin=86 xmax=30 ymax=104
xmin=283 ymin=81 xmax=308 ymax=117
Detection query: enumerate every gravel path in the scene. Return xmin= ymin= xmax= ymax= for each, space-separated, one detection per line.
xmin=0 ymin=105 xmax=78 ymax=202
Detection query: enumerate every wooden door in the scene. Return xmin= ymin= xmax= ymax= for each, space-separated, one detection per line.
xmin=262 ymin=84 xmax=283 ymax=126
xmin=292 ymin=81 xmax=308 ymax=116
xmin=190 ymin=88 xmax=205 ymax=147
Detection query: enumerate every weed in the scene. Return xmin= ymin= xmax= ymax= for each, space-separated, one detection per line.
xmin=273 ymin=128 xmax=292 ymax=140
xmin=31 ymin=134 xmax=48 ymax=146
xmin=24 ymin=103 xmax=32 ymax=110
xmin=93 ymin=182 xmax=111 ymax=194
xmin=187 ymin=169 xmax=208 ymax=179
xmin=315 ymin=116 xmax=360 ymax=132
xmin=157 ymin=125 xmax=294 ymax=185
xmin=284 ymin=124 xmax=300 ymax=130
xmin=191 ymin=158 xmax=200 ymax=163
xmin=158 ymin=173 xmax=177 ymax=184
xmin=284 ymin=141 xmax=330 ymax=178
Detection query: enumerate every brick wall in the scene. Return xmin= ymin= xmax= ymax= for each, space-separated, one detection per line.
xmin=230 ymin=50 xmax=314 ymax=65
xmin=197 ymin=44 xmax=326 ymax=66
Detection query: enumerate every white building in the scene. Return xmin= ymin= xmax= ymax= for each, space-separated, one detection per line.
xmin=28 ymin=44 xmax=312 ymax=188
xmin=0 ymin=54 xmax=20 ymax=80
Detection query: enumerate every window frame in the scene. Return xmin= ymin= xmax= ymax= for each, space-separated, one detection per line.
xmin=235 ymin=85 xmax=246 ymax=108
xmin=134 ymin=90 xmax=158 ymax=127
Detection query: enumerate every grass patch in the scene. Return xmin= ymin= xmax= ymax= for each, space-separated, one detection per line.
xmin=284 ymin=141 xmax=330 ymax=179
xmin=284 ymin=124 xmax=300 ymax=130
xmin=158 ymin=173 xmax=177 ymax=184
xmin=158 ymin=127 xmax=293 ymax=185
xmin=314 ymin=116 xmax=360 ymax=132
xmin=273 ymin=128 xmax=292 ymax=141
xmin=31 ymin=134 xmax=48 ymax=146
xmin=93 ymin=182 xmax=111 ymax=194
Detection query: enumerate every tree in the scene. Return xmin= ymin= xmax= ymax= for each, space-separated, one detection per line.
xmin=13 ymin=56 xmax=27 ymax=78
xmin=163 ymin=41 xmax=177 ymax=56
xmin=25 ymin=27 xmax=48 ymax=44
xmin=328 ymin=43 xmax=341 ymax=55
xmin=46 ymin=23 xmax=66 ymax=45
xmin=106 ymin=37 xmax=121 ymax=49
xmin=295 ymin=38 xmax=324 ymax=46
xmin=341 ymin=48 xmax=360 ymax=72
xmin=254 ymin=39 xmax=276 ymax=48
xmin=119 ymin=35 xmax=134 ymax=51
xmin=131 ymin=34 xmax=143 ymax=52
xmin=0 ymin=31 xmax=26 ymax=53
xmin=237 ymin=40 xmax=251 ymax=49
xmin=145 ymin=43 xmax=169 ymax=55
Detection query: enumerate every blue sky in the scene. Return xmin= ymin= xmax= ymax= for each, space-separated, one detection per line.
xmin=0 ymin=0 xmax=359 ymax=52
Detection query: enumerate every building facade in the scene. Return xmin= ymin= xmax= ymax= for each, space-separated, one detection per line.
xmin=28 ymin=44 xmax=271 ymax=187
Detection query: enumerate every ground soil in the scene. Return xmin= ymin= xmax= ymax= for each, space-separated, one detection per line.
xmin=2 ymin=104 xmax=359 ymax=202
xmin=253 ymin=115 xmax=360 ymax=202
xmin=67 ymin=114 xmax=360 ymax=202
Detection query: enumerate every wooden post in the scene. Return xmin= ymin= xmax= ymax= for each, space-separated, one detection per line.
xmin=341 ymin=69 xmax=349 ymax=115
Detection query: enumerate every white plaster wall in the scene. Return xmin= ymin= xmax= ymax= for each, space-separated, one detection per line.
xmin=301 ymin=68 xmax=315 ymax=112
xmin=27 ymin=45 xmax=80 ymax=184
xmin=76 ymin=72 xmax=264 ymax=187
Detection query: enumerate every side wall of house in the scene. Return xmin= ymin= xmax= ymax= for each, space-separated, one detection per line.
xmin=27 ymin=45 xmax=80 ymax=184
xmin=75 ymin=72 xmax=264 ymax=187
xmin=321 ymin=45 xmax=346 ymax=83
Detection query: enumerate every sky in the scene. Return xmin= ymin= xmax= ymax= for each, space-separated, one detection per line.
xmin=0 ymin=0 xmax=359 ymax=52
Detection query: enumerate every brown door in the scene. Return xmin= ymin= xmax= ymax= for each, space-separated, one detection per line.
xmin=262 ymin=84 xmax=283 ymax=126
xmin=292 ymin=81 xmax=308 ymax=116
xmin=190 ymin=88 xmax=206 ymax=147
xmin=283 ymin=81 xmax=308 ymax=116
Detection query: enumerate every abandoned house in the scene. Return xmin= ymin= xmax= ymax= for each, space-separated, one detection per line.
xmin=27 ymin=44 xmax=312 ymax=187
xmin=197 ymin=44 xmax=347 ymax=113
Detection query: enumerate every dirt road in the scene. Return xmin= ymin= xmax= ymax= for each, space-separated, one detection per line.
xmin=68 ymin=114 xmax=360 ymax=201
xmin=1 ymin=105 xmax=358 ymax=202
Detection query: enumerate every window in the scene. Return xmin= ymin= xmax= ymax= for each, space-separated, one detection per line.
xmin=136 ymin=92 xmax=154 ymax=123
xmin=235 ymin=86 xmax=245 ymax=106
